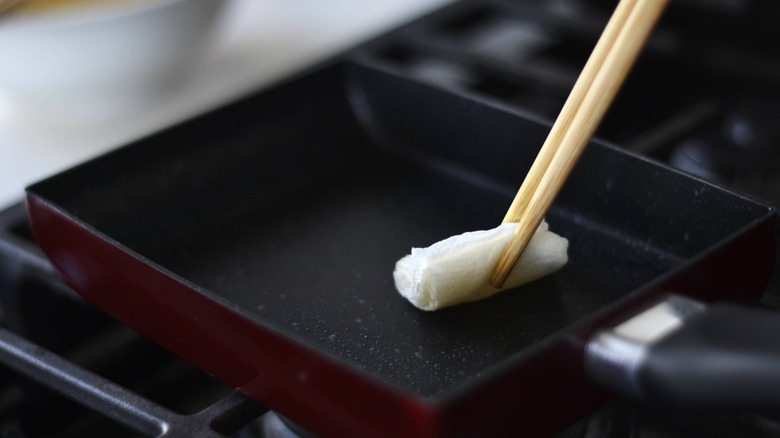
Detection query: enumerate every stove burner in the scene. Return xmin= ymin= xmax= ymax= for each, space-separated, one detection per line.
xmin=258 ymin=413 xmax=317 ymax=438
xmin=669 ymin=96 xmax=780 ymax=206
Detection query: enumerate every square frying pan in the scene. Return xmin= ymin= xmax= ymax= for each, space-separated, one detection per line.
xmin=26 ymin=61 xmax=775 ymax=437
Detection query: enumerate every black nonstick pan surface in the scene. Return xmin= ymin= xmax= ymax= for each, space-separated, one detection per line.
xmin=26 ymin=61 xmax=776 ymax=437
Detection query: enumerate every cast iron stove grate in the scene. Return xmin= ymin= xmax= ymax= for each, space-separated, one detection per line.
xmin=2 ymin=0 xmax=780 ymax=436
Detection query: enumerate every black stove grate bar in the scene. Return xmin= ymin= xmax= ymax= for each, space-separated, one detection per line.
xmin=0 ymin=325 xmax=267 ymax=437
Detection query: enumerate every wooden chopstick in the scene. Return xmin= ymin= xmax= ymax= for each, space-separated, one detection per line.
xmin=489 ymin=0 xmax=669 ymax=288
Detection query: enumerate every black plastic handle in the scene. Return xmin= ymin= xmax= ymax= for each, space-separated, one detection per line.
xmin=638 ymin=302 xmax=780 ymax=413
xmin=586 ymin=296 xmax=780 ymax=413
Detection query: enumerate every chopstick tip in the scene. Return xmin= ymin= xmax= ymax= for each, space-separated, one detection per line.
xmin=488 ymin=253 xmax=512 ymax=289
xmin=487 ymin=275 xmax=506 ymax=289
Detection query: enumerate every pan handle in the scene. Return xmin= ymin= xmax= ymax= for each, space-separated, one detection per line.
xmin=585 ymin=294 xmax=780 ymax=413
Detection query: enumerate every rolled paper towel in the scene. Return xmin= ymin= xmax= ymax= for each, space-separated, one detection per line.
xmin=393 ymin=221 xmax=568 ymax=311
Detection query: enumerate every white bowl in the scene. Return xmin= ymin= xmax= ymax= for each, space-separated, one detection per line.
xmin=0 ymin=0 xmax=228 ymax=126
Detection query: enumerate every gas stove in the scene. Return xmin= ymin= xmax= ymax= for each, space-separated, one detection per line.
xmin=1 ymin=0 xmax=780 ymax=437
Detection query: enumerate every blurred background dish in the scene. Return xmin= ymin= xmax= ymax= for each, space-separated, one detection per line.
xmin=0 ymin=0 xmax=228 ymax=126
xmin=0 ymin=0 xmax=453 ymax=209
